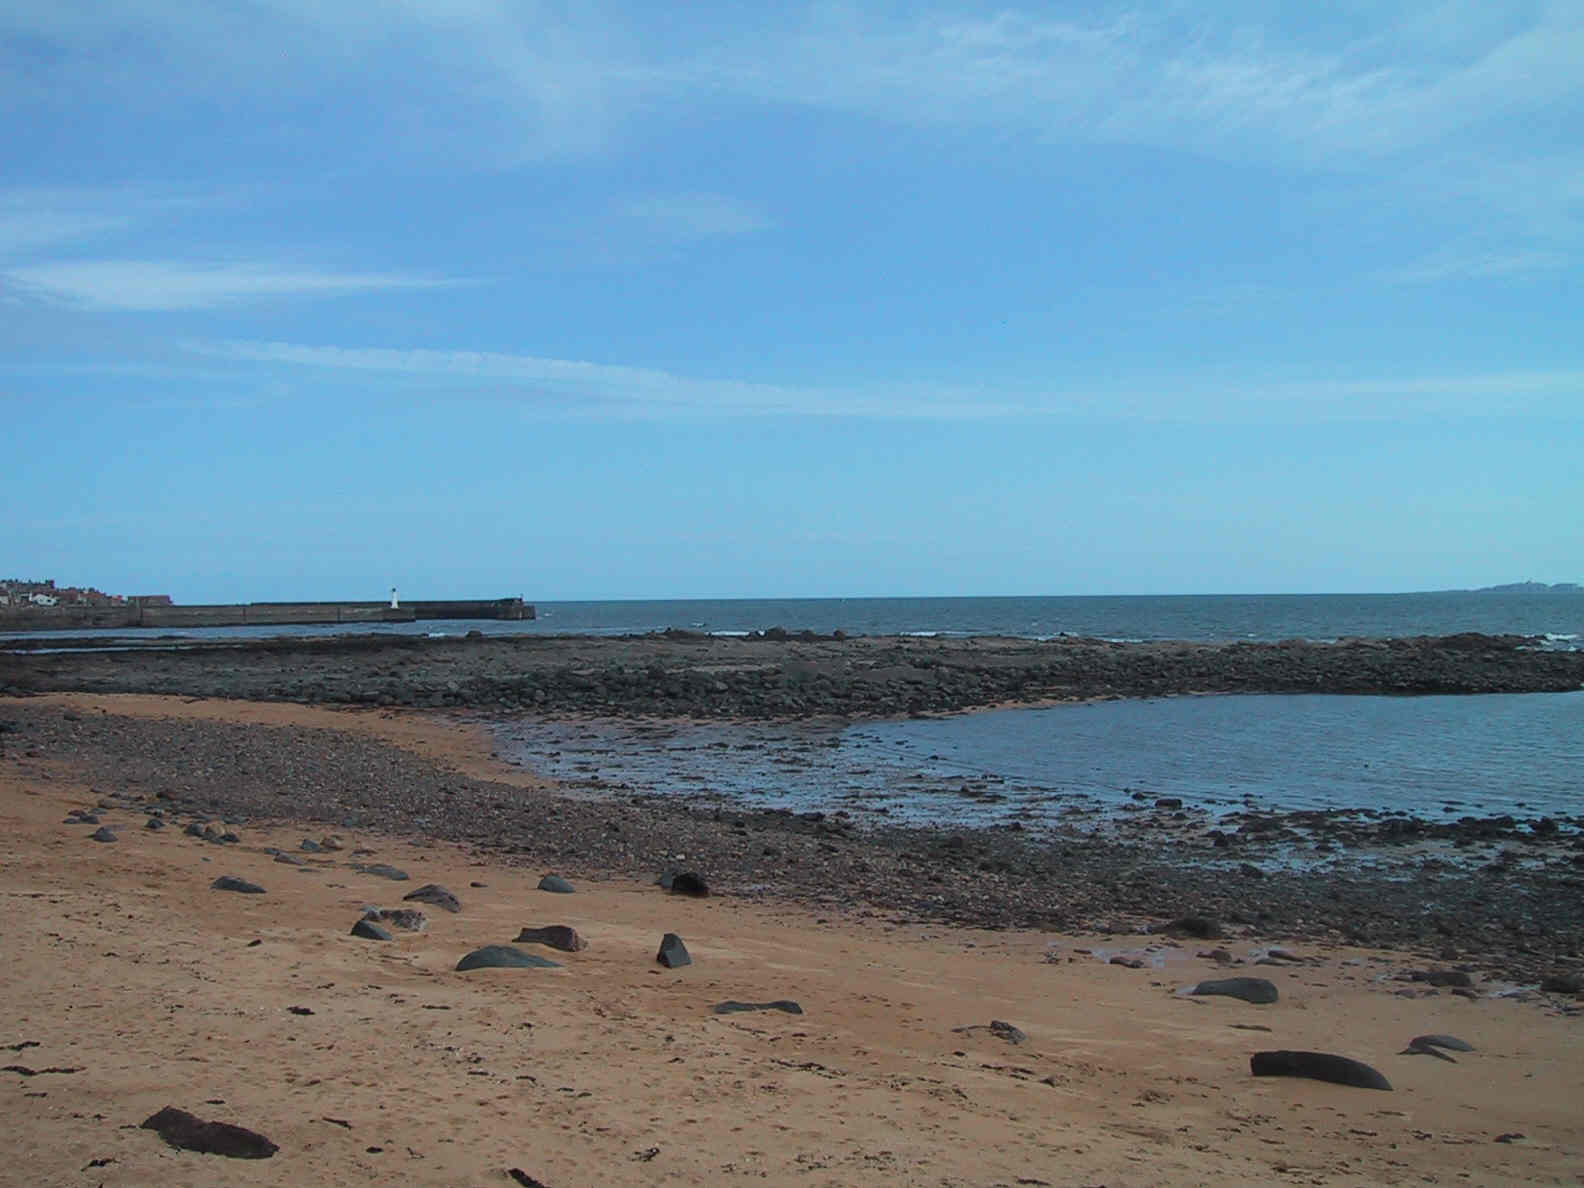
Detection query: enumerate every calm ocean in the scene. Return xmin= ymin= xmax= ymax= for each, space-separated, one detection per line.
xmin=14 ymin=589 xmax=1581 ymax=647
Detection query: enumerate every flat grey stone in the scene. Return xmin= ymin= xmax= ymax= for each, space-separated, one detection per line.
xmin=1403 ymin=1034 xmax=1476 ymax=1061
xmin=354 ymin=863 xmax=410 ymax=881
xmin=713 ymin=1000 xmax=802 ymax=1015
xmin=403 ymin=884 xmax=461 ymax=912
xmin=455 ymin=945 xmax=562 ymax=972
xmin=299 ymin=839 xmax=322 ymax=852
xmin=514 ymin=925 xmax=586 ymax=952
xmin=1191 ymin=977 xmax=1278 ymax=1005
xmin=351 ymin=919 xmax=392 ymax=941
xmin=211 ymin=876 xmax=266 ymax=894
xmin=145 ymin=817 xmax=166 ymax=830
xmin=537 ymin=875 xmax=574 ymax=894
xmin=89 ymin=826 xmax=118 ymax=843
xmin=274 ymin=853 xmax=304 ymax=866
xmin=656 ymin=933 xmax=691 ymax=968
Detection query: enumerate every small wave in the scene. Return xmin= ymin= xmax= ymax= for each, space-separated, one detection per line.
xmin=709 ymin=630 xmax=750 ymax=637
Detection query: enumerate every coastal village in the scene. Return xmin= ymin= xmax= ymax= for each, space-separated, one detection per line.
xmin=0 ymin=578 xmax=171 ymax=610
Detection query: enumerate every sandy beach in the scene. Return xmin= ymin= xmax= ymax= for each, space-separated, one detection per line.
xmin=4 ymin=692 xmax=1582 ymax=1186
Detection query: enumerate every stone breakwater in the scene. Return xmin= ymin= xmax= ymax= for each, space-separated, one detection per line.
xmin=3 ymin=630 xmax=1580 ymax=717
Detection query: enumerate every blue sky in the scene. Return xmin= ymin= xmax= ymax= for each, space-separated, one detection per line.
xmin=3 ymin=1 xmax=1580 ymax=601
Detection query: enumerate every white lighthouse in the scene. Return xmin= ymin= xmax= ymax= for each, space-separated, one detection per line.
xmin=390 ymin=586 xmax=399 ymax=609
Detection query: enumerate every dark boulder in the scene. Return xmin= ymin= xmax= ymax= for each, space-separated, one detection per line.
xmin=514 ymin=925 xmax=587 ymax=952
xmin=455 ymin=945 xmax=562 ymax=971
xmin=1541 ymin=973 xmax=1583 ymax=995
xmin=1161 ymin=916 xmax=1223 ymax=939
xmin=537 ymin=874 xmax=575 ymax=894
xmin=1191 ymin=977 xmax=1278 ymax=1005
xmin=140 ymin=1106 xmax=278 ymax=1158
xmin=1251 ymin=1050 xmax=1391 ymax=1090
xmin=351 ymin=919 xmax=392 ymax=941
xmin=89 ymin=826 xmax=118 ymax=843
xmin=657 ymin=933 xmax=691 ymax=968
xmin=664 ymin=871 xmax=710 ymax=897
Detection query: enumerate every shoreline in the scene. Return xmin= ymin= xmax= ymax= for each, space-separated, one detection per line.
xmin=3 ymin=692 xmax=1583 ymax=1184
xmin=7 ymin=692 xmax=1583 ymax=985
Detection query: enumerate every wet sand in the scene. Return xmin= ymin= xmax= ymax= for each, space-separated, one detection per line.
xmin=4 ymin=693 xmax=1583 ymax=1185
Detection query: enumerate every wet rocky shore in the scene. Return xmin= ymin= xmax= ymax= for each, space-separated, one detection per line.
xmin=4 ymin=629 xmax=1581 ymax=715
xmin=4 ymin=699 xmax=1582 ymax=991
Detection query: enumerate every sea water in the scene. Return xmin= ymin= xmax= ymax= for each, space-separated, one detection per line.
xmin=494 ymin=690 xmax=1583 ymax=828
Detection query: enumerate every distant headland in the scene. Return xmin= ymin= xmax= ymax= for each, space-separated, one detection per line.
xmin=1465 ymin=581 xmax=1582 ymax=593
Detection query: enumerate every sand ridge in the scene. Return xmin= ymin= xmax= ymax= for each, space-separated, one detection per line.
xmin=3 ymin=694 xmax=1582 ymax=1186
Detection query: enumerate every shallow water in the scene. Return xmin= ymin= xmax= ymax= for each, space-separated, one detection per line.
xmin=493 ymin=690 xmax=1584 ymax=829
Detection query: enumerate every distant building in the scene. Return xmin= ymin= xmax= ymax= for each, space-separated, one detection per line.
xmin=130 ymin=594 xmax=174 ymax=606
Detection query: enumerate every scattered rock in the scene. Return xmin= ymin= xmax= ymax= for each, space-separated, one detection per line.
xmin=1409 ymin=969 xmax=1474 ymax=988
xmin=455 ymin=945 xmax=562 ymax=971
xmin=211 ymin=876 xmax=265 ymax=894
xmin=1402 ymin=1034 xmax=1476 ymax=1062
xmin=656 ymin=933 xmax=691 ymax=968
xmin=953 ymin=1020 xmax=1027 ymax=1045
xmin=1191 ymin=977 xmax=1278 ymax=1005
xmin=403 ymin=884 xmax=461 ymax=913
xmin=514 ymin=925 xmax=587 ymax=952
xmin=370 ymin=908 xmax=427 ymax=932
xmin=665 ymin=871 xmax=710 ymax=897
xmin=183 ymin=823 xmax=205 ymax=838
xmin=145 ymin=817 xmax=166 ymax=831
xmin=713 ymin=1000 xmax=803 ymax=1015
xmin=1160 ymin=916 xmax=1224 ymax=939
xmin=1109 ymin=956 xmax=1145 ymax=969
xmin=351 ymin=919 xmax=392 ymax=941
xmin=508 ymin=1170 xmax=549 ymax=1187
xmin=140 ymin=1106 xmax=278 ymax=1158
xmin=274 ymin=853 xmax=304 ymax=866
xmin=89 ymin=826 xmax=118 ymax=843
xmin=537 ymin=875 xmax=575 ymax=894
xmin=1540 ymin=973 xmax=1582 ymax=995
xmin=1251 ymin=1050 xmax=1392 ymax=1091
xmin=354 ymin=862 xmax=410 ymax=881
xmin=299 ymin=839 xmax=322 ymax=852
xmin=319 ymin=835 xmax=345 ymax=851
xmin=287 ymin=1006 xmax=314 ymax=1016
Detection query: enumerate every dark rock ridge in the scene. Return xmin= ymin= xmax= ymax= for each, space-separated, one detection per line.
xmin=6 ymin=631 xmax=1580 ymax=717
xmin=140 ymin=1106 xmax=278 ymax=1158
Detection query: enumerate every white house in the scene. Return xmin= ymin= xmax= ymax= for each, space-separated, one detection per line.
xmin=28 ymin=592 xmax=58 ymax=606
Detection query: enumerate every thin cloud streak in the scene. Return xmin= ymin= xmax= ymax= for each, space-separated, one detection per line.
xmin=183 ymin=338 xmax=1584 ymax=424
xmin=5 ymin=260 xmax=458 ymax=311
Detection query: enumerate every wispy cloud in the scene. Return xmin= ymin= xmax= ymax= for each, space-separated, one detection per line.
xmin=180 ymin=338 xmax=1584 ymax=424
xmin=5 ymin=260 xmax=456 ymax=311
xmin=614 ymin=193 xmax=772 ymax=240
xmin=1381 ymin=249 xmax=1570 ymax=285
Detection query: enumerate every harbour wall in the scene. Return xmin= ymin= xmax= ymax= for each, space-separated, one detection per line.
xmin=0 ymin=597 xmax=534 ymax=632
